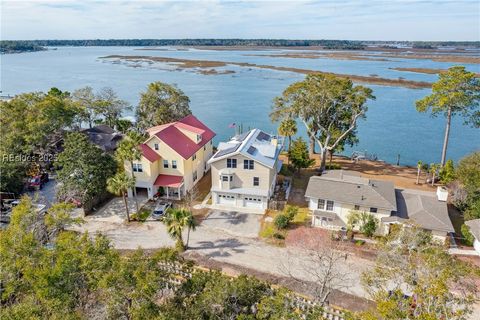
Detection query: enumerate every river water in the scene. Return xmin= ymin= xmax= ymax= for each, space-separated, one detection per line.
xmin=1 ymin=46 xmax=479 ymax=165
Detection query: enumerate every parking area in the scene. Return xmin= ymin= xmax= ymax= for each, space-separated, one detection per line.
xmin=201 ymin=210 xmax=262 ymax=238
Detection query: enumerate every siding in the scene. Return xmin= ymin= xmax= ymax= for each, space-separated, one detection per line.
xmin=211 ymin=154 xmax=273 ymax=191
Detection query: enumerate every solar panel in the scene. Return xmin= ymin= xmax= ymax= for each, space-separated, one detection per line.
xmin=256 ymin=131 xmax=270 ymax=141
xmin=247 ymin=146 xmax=257 ymax=155
xmin=213 ymin=143 xmax=241 ymax=158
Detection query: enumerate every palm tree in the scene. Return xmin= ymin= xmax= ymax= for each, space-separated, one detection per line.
xmin=107 ymin=172 xmax=136 ymax=222
xmin=163 ymin=208 xmax=194 ymax=251
xmin=278 ymin=118 xmax=297 ymax=164
xmin=115 ymin=131 xmax=145 ymax=212
xmin=185 ymin=213 xmax=196 ymax=249
xmin=416 ymin=160 xmax=423 ymax=185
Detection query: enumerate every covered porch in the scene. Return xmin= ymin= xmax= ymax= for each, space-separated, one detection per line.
xmin=154 ymin=174 xmax=185 ymax=200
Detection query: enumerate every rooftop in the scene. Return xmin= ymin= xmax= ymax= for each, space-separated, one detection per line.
xmin=305 ymin=170 xmax=397 ymax=211
xmin=391 ymin=188 xmax=454 ymax=233
xmin=143 ymin=115 xmax=215 ymax=160
xmin=208 ymin=129 xmax=282 ymax=168
xmin=465 ymin=219 xmax=480 ymax=240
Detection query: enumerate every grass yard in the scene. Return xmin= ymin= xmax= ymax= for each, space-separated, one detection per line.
xmin=259 ymin=206 xmax=311 ymax=246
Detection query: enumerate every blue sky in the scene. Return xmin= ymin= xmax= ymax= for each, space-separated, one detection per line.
xmin=2 ymin=0 xmax=479 ymax=41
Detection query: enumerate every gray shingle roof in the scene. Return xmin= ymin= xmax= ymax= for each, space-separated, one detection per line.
xmin=465 ymin=219 xmax=480 ymax=240
xmin=305 ymin=170 xmax=397 ymax=211
xmin=393 ymin=189 xmax=454 ymax=233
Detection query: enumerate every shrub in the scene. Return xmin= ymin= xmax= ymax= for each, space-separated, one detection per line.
xmin=273 ymin=233 xmax=285 ymax=240
xmin=284 ymin=205 xmax=298 ymax=220
xmin=439 ymin=159 xmax=455 ymax=184
xmin=131 ymin=209 xmax=151 ymax=222
xmin=260 ymin=223 xmax=276 ymax=238
xmin=360 ymin=214 xmax=378 ymax=238
xmin=325 ymin=163 xmax=341 ymax=170
xmin=274 ymin=214 xmax=290 ymax=229
xmin=461 ymin=224 xmax=475 ymax=246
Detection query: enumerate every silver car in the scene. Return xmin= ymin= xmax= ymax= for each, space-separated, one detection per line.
xmin=152 ymin=201 xmax=172 ymax=220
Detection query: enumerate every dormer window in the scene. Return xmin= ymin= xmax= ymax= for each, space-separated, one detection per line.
xmin=154 ymin=143 xmax=159 ymax=151
xmin=197 ymin=134 xmax=202 ymax=142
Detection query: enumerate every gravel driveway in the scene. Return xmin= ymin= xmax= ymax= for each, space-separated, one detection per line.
xmin=201 ymin=210 xmax=261 ymax=238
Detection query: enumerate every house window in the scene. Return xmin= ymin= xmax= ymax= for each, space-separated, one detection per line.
xmin=172 ymin=160 xmax=177 ymax=169
xmin=370 ymin=207 xmax=378 ymax=213
xmin=230 ymin=176 xmax=233 ymax=181
xmin=244 ymin=160 xmax=254 ymax=170
xmin=163 ymin=160 xmax=169 ymax=168
xmin=227 ymin=158 xmax=237 ymax=168
xmin=210 ymin=140 xmax=213 ymax=145
xmin=193 ymin=170 xmax=198 ymax=182
xmin=193 ymin=153 xmax=197 ymax=161
xmin=222 ymin=176 xmax=229 ymax=182
xmin=354 ymin=205 xmax=360 ymax=211
xmin=197 ymin=134 xmax=202 ymax=142
xmin=253 ymin=177 xmax=259 ymax=186
xmin=154 ymin=143 xmax=159 ymax=150
xmin=133 ymin=163 xmax=143 ymax=173
xmin=317 ymin=199 xmax=325 ymax=210
xmin=326 ymin=200 xmax=334 ymax=211
xmin=204 ymin=145 xmax=206 ymax=151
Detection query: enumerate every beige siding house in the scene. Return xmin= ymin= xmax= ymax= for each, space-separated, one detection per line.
xmin=208 ymin=129 xmax=283 ymax=213
xmin=305 ymin=170 xmax=454 ymax=242
xmin=125 ymin=115 xmax=215 ymax=199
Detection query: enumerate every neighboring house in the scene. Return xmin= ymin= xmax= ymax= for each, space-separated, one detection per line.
xmin=125 ymin=115 xmax=215 ymax=200
xmin=208 ymin=129 xmax=283 ymax=212
xmin=305 ymin=170 xmax=454 ymax=241
xmin=465 ymin=219 xmax=480 ymax=255
xmin=81 ymin=125 xmax=123 ymax=152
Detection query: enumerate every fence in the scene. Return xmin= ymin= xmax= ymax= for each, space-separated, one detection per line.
xmin=157 ymin=261 xmax=346 ymax=320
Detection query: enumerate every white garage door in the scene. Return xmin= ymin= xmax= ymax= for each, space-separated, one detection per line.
xmin=218 ymin=194 xmax=236 ymax=205
xmin=243 ymin=197 xmax=263 ymax=209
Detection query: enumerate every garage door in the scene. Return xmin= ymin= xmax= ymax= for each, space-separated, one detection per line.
xmin=243 ymin=197 xmax=263 ymax=209
xmin=218 ymin=194 xmax=236 ymax=205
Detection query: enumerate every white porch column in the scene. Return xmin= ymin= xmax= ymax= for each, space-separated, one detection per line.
xmin=166 ymin=186 xmax=169 ymax=199
xmin=178 ymin=187 xmax=181 ymax=200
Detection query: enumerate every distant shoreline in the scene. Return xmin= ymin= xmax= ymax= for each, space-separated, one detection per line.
xmin=101 ymin=54 xmax=433 ymax=89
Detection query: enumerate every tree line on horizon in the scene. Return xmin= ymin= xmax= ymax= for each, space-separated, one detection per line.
xmin=3 ymin=39 xmax=480 ymax=54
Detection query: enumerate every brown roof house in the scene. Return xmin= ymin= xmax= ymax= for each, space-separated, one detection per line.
xmin=305 ymin=170 xmax=454 ymax=242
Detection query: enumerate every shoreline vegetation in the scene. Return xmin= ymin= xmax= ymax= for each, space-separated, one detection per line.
xmin=389 ymin=67 xmax=480 ymax=77
xmin=241 ymin=51 xmax=480 ymax=64
xmin=101 ymin=54 xmax=433 ymax=89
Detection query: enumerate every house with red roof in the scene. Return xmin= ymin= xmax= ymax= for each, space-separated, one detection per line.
xmin=125 ymin=115 xmax=215 ymax=200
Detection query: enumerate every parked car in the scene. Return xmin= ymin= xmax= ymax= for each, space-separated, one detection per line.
xmin=152 ymin=201 xmax=172 ymax=220
xmin=27 ymin=172 xmax=49 ymax=191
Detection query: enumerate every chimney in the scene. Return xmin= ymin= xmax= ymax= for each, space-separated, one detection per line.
xmin=436 ymin=186 xmax=448 ymax=202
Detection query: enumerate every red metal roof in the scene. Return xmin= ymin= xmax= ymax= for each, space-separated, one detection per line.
xmin=140 ymin=144 xmax=160 ymax=162
xmin=151 ymin=115 xmax=216 ymax=159
xmin=153 ymin=174 xmax=184 ymax=188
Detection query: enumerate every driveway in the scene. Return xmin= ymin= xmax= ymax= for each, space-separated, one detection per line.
xmin=201 ymin=210 xmax=261 ymax=238
xmin=27 ymin=176 xmax=57 ymax=209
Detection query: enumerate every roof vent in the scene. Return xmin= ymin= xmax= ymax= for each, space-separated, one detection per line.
xmin=436 ymin=186 xmax=448 ymax=202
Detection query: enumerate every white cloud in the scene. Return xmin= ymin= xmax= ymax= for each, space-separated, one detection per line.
xmin=1 ymin=0 xmax=479 ymax=40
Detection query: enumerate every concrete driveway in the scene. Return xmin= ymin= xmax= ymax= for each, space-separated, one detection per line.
xmin=201 ymin=210 xmax=262 ymax=238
